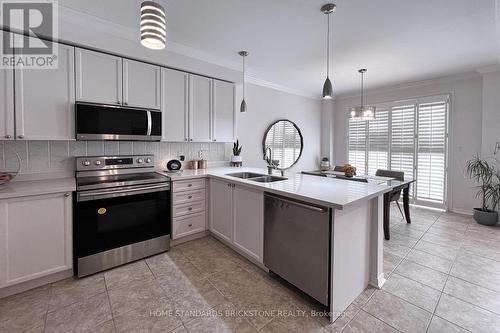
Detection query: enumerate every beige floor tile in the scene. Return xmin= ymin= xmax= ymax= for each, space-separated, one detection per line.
xmin=392 ymin=224 xmax=427 ymax=239
xmin=444 ymin=276 xmax=500 ymax=315
xmin=384 ymin=241 xmax=412 ymax=258
xmin=406 ymin=249 xmax=453 ymax=273
xmin=104 ymin=260 xmax=154 ymax=291
xmin=395 ymin=260 xmax=448 ymax=291
xmin=383 ymin=251 xmax=403 ymax=277
xmin=427 ymin=316 xmax=469 ymax=333
xmin=108 ymin=279 xmax=168 ymax=317
xmin=363 ymin=290 xmax=432 ymax=333
xmin=188 ymin=252 xmax=241 ymax=275
xmin=0 ymin=285 xmax=50 ymax=332
xmin=183 ymin=301 xmax=257 ymax=333
xmin=420 ymin=232 xmax=463 ymax=249
xmin=450 ymin=252 xmax=500 ymax=292
xmin=208 ymin=266 xmax=262 ymax=300
xmin=113 ymin=298 xmax=182 ymax=333
xmin=323 ymin=304 xmax=360 ymax=333
xmin=385 ymin=233 xmax=419 ymax=248
xmin=427 ymin=225 xmax=467 ymax=239
xmin=382 ymin=273 xmax=441 ymax=312
xmin=261 ymin=314 xmax=330 ymax=333
xmin=414 ymin=240 xmax=460 ymax=261
xmin=351 ymin=286 xmax=377 ymax=308
xmin=87 ymin=320 xmax=116 ymax=333
xmin=341 ymin=310 xmax=399 ymax=333
xmin=49 ymin=274 xmax=106 ymax=311
xmin=435 ymin=293 xmax=500 ymax=333
xmin=44 ymin=292 xmax=112 ymax=333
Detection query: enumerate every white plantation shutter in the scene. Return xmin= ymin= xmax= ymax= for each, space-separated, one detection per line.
xmin=348 ymin=119 xmax=367 ymax=175
xmin=367 ymin=108 xmax=389 ymax=175
xmin=390 ymin=104 xmax=416 ymax=195
xmin=347 ymin=95 xmax=448 ymax=208
xmin=416 ymin=101 xmax=447 ymax=204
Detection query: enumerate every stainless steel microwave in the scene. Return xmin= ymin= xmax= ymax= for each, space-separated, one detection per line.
xmin=75 ymin=102 xmax=162 ymax=141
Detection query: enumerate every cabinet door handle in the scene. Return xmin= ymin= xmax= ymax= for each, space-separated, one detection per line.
xmin=4 ymin=135 xmax=11 ymax=139
xmin=64 ymin=193 xmax=71 ymax=197
xmin=18 ymin=135 xmax=24 ymax=139
xmin=187 ymin=184 xmax=192 ymax=187
xmin=213 ymin=139 xmax=216 ymax=142
xmin=188 ymin=195 xmax=193 ymax=199
xmin=190 ymin=139 xmax=193 ymax=141
xmin=188 ymin=207 xmax=193 ymax=211
xmin=188 ymin=223 xmax=193 ymax=227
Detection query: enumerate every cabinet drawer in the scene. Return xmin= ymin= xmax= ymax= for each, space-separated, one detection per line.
xmin=172 ymin=189 xmax=205 ymax=205
xmin=172 ymin=200 xmax=205 ymax=218
xmin=172 ymin=213 xmax=206 ymax=239
xmin=173 ymin=179 xmax=205 ymax=192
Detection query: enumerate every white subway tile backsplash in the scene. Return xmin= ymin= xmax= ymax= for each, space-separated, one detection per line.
xmin=28 ymin=141 xmax=49 ymax=172
xmin=0 ymin=140 xmax=230 ymax=176
xmin=87 ymin=141 xmax=104 ymax=156
xmin=104 ymin=141 xmax=119 ymax=155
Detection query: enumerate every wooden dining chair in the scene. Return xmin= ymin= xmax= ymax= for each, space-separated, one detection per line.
xmin=376 ymin=169 xmax=405 ymax=218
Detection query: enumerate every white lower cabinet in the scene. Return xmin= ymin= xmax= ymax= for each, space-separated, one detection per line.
xmin=209 ymin=179 xmax=264 ymax=263
xmin=171 ymin=179 xmax=207 ymax=240
xmin=0 ymin=192 xmax=72 ymax=288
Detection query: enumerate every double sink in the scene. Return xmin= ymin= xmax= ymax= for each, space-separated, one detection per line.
xmin=226 ymin=172 xmax=287 ymax=183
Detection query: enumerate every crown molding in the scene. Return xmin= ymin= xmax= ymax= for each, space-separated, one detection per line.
xmin=477 ymin=64 xmax=500 ymax=74
xmin=335 ymin=71 xmax=483 ymax=101
xmin=245 ymin=75 xmax=320 ymax=100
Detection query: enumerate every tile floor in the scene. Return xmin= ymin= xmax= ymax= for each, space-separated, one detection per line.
xmin=1 ymin=206 xmax=500 ymax=332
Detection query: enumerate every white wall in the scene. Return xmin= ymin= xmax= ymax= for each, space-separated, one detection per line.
xmin=330 ymin=74 xmax=484 ymax=214
xmin=481 ymin=71 xmax=500 ymax=156
xmin=235 ymin=83 xmax=322 ymax=173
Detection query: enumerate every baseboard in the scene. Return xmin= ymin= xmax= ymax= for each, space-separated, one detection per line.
xmin=449 ymin=208 xmax=473 ymax=216
xmin=171 ymin=230 xmax=210 ymax=246
xmin=0 ymin=269 xmax=73 ymax=299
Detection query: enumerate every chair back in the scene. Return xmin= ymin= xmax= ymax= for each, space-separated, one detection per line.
xmin=375 ymin=169 xmax=404 ymax=181
xmin=333 ymin=165 xmax=344 ymax=172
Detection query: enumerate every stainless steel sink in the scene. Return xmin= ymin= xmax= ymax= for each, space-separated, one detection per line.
xmin=249 ymin=176 xmax=288 ymax=183
xmin=226 ymin=172 xmax=266 ymax=179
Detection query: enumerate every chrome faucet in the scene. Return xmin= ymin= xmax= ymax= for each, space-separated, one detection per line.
xmin=263 ymin=147 xmax=284 ymax=176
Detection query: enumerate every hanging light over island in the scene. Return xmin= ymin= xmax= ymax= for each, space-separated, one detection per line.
xmin=350 ymin=69 xmax=376 ymax=121
xmin=239 ymin=51 xmax=249 ymax=113
xmin=321 ymin=3 xmax=336 ymax=99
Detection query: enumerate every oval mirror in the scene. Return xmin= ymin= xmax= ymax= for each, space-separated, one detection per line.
xmin=262 ymin=119 xmax=303 ymax=170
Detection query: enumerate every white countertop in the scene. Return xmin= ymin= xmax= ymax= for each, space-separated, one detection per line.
xmin=0 ymin=177 xmax=76 ymax=200
xmin=161 ymin=167 xmax=392 ymax=210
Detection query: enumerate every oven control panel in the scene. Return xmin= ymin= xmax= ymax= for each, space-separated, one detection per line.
xmin=76 ymin=155 xmax=155 ymax=170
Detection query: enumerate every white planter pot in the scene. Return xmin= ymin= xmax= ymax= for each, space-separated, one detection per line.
xmin=231 ymin=155 xmax=242 ymax=162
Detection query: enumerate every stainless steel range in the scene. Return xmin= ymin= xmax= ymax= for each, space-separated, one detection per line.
xmin=74 ymin=154 xmax=171 ymax=277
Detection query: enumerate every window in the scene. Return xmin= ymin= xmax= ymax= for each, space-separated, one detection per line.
xmin=347 ymin=96 xmax=449 ymax=208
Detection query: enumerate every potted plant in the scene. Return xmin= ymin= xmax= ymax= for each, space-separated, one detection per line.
xmin=465 ymin=155 xmax=499 ymax=225
xmin=231 ymin=139 xmax=242 ymax=163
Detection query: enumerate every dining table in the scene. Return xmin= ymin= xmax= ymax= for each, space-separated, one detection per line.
xmin=301 ymin=170 xmax=416 ymax=240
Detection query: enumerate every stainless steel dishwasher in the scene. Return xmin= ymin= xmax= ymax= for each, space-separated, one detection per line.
xmin=264 ymin=193 xmax=331 ymax=306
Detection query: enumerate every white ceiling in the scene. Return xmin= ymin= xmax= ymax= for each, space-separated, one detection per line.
xmin=59 ymin=0 xmax=500 ymax=98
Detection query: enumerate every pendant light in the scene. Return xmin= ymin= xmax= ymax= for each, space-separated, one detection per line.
xmin=321 ymin=3 xmax=336 ymax=99
xmin=140 ymin=1 xmax=166 ymax=50
xmin=239 ymin=51 xmax=249 ymax=113
xmin=350 ymin=69 xmax=376 ymax=121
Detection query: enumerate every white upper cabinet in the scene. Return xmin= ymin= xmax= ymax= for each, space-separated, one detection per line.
xmin=212 ymin=80 xmax=235 ymax=142
xmin=161 ymin=68 xmax=189 ymax=142
xmin=123 ymin=59 xmax=161 ymax=109
xmin=189 ymin=75 xmax=212 ymax=142
xmin=75 ymin=48 xmax=123 ymax=105
xmin=0 ymin=192 xmax=72 ymax=288
xmin=14 ymin=40 xmax=75 ymax=140
xmin=209 ymin=179 xmax=233 ymax=243
xmin=0 ymin=31 xmax=14 ymax=140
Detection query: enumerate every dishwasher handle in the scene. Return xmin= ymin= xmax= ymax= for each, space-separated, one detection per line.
xmin=266 ymin=194 xmax=327 ymax=213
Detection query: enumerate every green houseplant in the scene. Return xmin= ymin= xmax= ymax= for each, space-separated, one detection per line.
xmin=231 ymin=139 xmax=243 ymax=163
xmin=465 ymin=154 xmax=499 ymax=225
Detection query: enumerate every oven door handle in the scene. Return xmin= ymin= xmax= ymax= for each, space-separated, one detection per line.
xmin=77 ymin=183 xmax=170 ymax=202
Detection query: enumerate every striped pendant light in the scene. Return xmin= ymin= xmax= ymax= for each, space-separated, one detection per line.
xmin=140 ymin=1 xmax=166 ymax=50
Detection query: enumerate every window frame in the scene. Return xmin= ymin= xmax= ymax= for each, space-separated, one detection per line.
xmin=346 ymin=94 xmax=450 ymax=209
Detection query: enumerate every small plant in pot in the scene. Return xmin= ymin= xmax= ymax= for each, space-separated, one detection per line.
xmin=231 ymin=140 xmax=242 ymax=163
xmin=465 ymin=155 xmax=499 ymax=225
